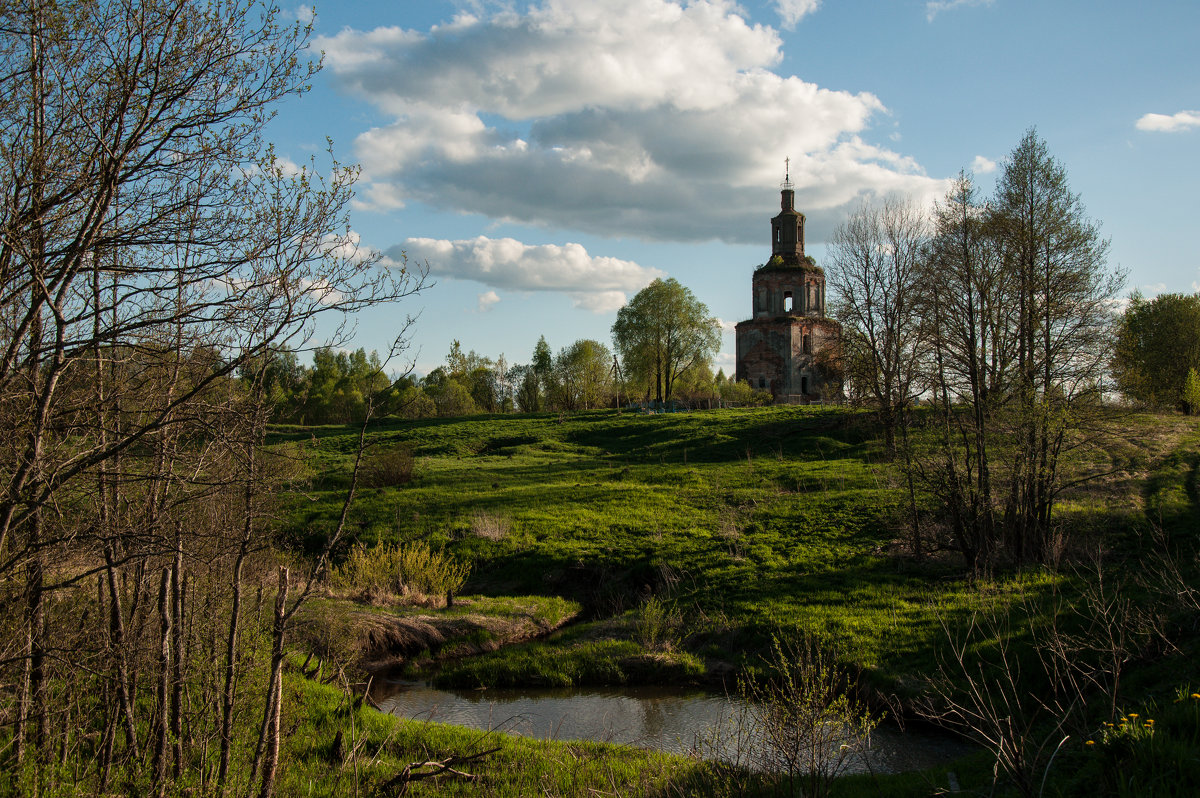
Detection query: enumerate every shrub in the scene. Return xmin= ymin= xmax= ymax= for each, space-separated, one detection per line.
xmin=361 ymin=444 xmax=415 ymax=488
xmin=634 ymin=595 xmax=682 ymax=652
xmin=739 ymin=634 xmax=881 ymax=798
xmin=332 ymin=541 xmax=469 ymax=603
xmin=1184 ymin=368 xmax=1200 ymax=415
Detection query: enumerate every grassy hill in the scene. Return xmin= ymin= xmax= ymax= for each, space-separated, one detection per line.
xmin=273 ymin=405 xmax=1199 ymax=692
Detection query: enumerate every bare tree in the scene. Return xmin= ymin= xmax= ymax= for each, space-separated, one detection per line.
xmin=0 ymin=0 xmax=424 ymax=787
xmin=826 ymin=195 xmax=929 ymax=458
xmin=920 ymin=173 xmax=1017 ymax=568
xmin=992 ymin=129 xmax=1122 ymax=564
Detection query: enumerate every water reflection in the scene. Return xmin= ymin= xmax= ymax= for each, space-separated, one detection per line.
xmin=371 ymin=682 xmax=971 ymax=775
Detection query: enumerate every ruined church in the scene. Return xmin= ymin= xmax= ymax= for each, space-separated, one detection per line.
xmin=734 ymin=172 xmax=841 ymax=402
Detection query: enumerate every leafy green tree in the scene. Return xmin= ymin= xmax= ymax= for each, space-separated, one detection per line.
xmin=508 ymin=364 xmax=540 ymax=412
xmin=1112 ymin=292 xmax=1200 ymax=410
xmin=532 ymin=335 xmax=554 ymax=407
xmin=1184 ymin=368 xmax=1200 ymax=415
xmin=555 ymin=339 xmax=612 ymax=410
xmin=611 ymin=278 xmax=720 ymax=403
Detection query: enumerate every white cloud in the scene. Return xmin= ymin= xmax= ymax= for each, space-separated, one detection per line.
xmin=394 ymin=236 xmax=665 ymax=313
xmin=570 ymin=290 xmax=630 ymax=313
xmin=925 ymin=0 xmax=993 ymax=22
xmin=274 ymin=155 xmax=304 ymax=177
xmin=477 ymin=290 xmax=501 ymax=312
xmin=321 ymin=230 xmax=377 ymax=266
xmin=1136 ymin=110 xmax=1200 ymax=133
xmin=319 ymin=0 xmax=947 ymax=245
xmin=775 ymin=0 xmax=820 ymax=29
xmin=297 ymin=277 xmax=343 ymax=306
xmin=971 ymin=155 xmax=997 ymax=174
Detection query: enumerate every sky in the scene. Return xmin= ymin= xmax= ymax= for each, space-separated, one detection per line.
xmin=264 ymin=0 xmax=1200 ymax=378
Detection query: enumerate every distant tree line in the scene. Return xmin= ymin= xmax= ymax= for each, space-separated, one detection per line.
xmin=257 ymin=279 xmax=771 ymax=424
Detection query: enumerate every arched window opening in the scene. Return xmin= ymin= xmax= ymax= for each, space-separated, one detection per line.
xmin=759 ymin=377 xmax=766 ymax=389
xmin=784 ymin=292 xmax=793 ymax=312
xmin=803 ymin=334 xmax=812 ymax=354
xmin=801 ymin=375 xmax=809 ymax=394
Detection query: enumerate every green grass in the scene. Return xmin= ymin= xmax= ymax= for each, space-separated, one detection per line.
xmin=273 ymin=407 xmax=1200 ymax=691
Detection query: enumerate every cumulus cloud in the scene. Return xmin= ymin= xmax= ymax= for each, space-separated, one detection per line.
xmin=1136 ymin=110 xmax=1200 ymax=133
xmin=392 ymin=236 xmax=665 ymax=312
xmin=775 ymin=0 xmax=820 ymax=29
xmin=477 ymin=290 xmax=501 ymax=312
xmin=971 ymin=155 xmax=997 ymax=174
xmin=925 ymin=0 xmax=993 ymax=22
xmin=318 ymin=0 xmax=946 ymax=245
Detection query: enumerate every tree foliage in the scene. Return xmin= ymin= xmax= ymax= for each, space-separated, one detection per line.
xmin=611 ymin=278 xmax=720 ymax=403
xmin=1112 ymin=292 xmax=1200 ymax=410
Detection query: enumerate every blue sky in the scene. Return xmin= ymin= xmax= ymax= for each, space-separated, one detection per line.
xmin=266 ymin=0 xmax=1200 ymax=378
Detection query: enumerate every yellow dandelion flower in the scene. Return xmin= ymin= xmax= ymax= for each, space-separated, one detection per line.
xmin=1085 ymin=740 xmax=1095 ymax=746
xmin=1148 ymin=719 xmax=1155 ymax=725
xmin=1192 ymin=693 xmax=1200 ymax=700
xmin=1129 ymin=713 xmax=1139 ymax=719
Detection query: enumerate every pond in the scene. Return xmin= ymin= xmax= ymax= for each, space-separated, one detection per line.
xmin=371 ymin=682 xmax=973 ymax=775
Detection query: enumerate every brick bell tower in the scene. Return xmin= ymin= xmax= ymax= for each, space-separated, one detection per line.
xmin=734 ymin=163 xmax=841 ymax=402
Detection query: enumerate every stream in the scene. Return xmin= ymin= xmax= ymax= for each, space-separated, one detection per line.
xmin=370 ymin=682 xmax=973 ymax=775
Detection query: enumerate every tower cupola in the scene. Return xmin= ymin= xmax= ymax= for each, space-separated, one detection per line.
xmin=770 ymin=161 xmax=805 ymax=263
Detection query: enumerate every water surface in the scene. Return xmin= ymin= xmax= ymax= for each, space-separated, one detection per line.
xmin=372 ymin=682 xmax=971 ymax=775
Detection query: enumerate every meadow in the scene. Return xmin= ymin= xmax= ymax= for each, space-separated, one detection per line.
xmin=230 ymin=404 xmax=1200 ymax=796
xmin=273 ymin=405 xmax=1198 ymax=694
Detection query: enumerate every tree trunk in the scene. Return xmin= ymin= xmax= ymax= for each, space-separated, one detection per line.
xmin=254 ymin=567 xmax=289 ymax=798
xmin=153 ymin=567 xmax=171 ymax=796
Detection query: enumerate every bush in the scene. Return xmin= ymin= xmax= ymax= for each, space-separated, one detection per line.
xmin=332 ymin=541 xmax=469 ymax=603
xmin=739 ymin=634 xmax=881 ymax=798
xmin=361 ymin=445 xmax=415 ymax=488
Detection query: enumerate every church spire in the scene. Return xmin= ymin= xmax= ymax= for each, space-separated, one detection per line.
xmin=780 ymin=158 xmax=795 ymax=211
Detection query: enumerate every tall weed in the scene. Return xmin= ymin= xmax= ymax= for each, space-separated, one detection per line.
xmin=332 ymin=541 xmax=469 ymax=603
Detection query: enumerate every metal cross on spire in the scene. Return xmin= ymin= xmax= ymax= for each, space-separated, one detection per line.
xmin=782 ymin=157 xmax=794 ymax=190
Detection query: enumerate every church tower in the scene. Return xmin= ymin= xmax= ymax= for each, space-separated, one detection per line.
xmin=734 ymin=167 xmax=841 ymax=402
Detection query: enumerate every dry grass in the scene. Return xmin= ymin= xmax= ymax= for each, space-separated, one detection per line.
xmin=470 ymin=510 xmax=512 ymax=541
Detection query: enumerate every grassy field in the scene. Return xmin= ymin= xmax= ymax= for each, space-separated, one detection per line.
xmin=273 ymin=405 xmax=1199 ymax=692
xmin=253 ymin=405 xmax=1200 ymax=796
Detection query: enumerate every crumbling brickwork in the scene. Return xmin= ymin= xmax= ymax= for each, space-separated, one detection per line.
xmin=734 ymin=183 xmax=842 ymax=402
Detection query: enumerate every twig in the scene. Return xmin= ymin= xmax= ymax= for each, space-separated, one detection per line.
xmin=381 ymin=747 xmax=501 ymax=794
